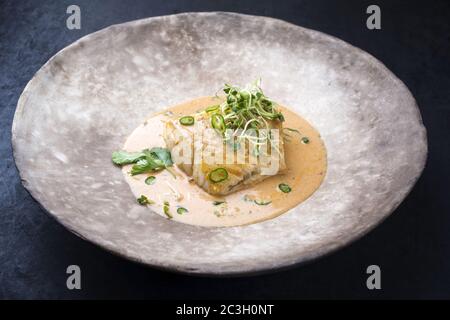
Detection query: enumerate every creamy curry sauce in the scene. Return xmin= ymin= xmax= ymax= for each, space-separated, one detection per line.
xmin=122 ymin=97 xmax=327 ymax=227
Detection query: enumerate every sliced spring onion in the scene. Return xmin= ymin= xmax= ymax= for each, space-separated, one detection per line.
xmin=205 ymin=105 xmax=220 ymax=114
xmin=278 ymin=183 xmax=292 ymax=193
xmin=177 ymin=207 xmax=188 ymax=215
xmin=254 ymin=199 xmax=272 ymax=205
xmin=179 ymin=116 xmax=194 ymax=126
xmin=137 ymin=195 xmax=152 ymax=205
xmin=282 ymin=128 xmax=301 ymax=139
xmin=283 ymin=128 xmax=301 ymax=134
xmin=283 ymin=128 xmax=306 ymax=144
xmin=213 ymin=200 xmax=225 ymax=206
xmin=211 ymin=114 xmax=226 ymax=133
xmin=208 ymin=168 xmax=229 ymax=183
xmin=207 ymin=81 xmax=286 ymax=147
xmin=145 ymin=176 xmax=156 ymax=185
xmin=163 ymin=201 xmax=172 ymax=219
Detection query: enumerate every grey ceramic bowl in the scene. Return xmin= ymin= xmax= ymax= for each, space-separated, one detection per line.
xmin=12 ymin=12 xmax=427 ymax=275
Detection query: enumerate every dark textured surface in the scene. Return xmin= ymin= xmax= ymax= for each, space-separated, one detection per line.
xmin=0 ymin=0 xmax=449 ymax=299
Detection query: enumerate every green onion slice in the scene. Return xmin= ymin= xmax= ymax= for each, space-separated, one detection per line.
xmin=254 ymin=199 xmax=272 ymax=206
xmin=283 ymin=128 xmax=301 ymax=134
xmin=211 ymin=114 xmax=226 ymax=133
xmin=213 ymin=200 xmax=226 ymax=206
xmin=301 ymin=137 xmax=310 ymax=144
xmin=145 ymin=176 xmax=156 ymax=185
xmin=205 ymin=105 xmax=220 ymax=114
xmin=278 ymin=183 xmax=292 ymax=193
xmin=208 ymin=168 xmax=229 ymax=183
xmin=177 ymin=207 xmax=188 ymax=215
xmin=163 ymin=201 xmax=172 ymax=219
xmin=179 ymin=116 xmax=194 ymax=126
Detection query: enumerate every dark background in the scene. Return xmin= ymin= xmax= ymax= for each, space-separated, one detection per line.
xmin=0 ymin=0 xmax=449 ymax=299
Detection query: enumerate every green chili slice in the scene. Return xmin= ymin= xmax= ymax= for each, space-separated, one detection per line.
xmin=254 ymin=199 xmax=272 ymax=206
xmin=208 ymin=168 xmax=228 ymax=183
xmin=211 ymin=114 xmax=226 ymax=133
xmin=205 ymin=105 xmax=220 ymax=114
xmin=177 ymin=207 xmax=188 ymax=215
xmin=145 ymin=176 xmax=156 ymax=185
xmin=179 ymin=116 xmax=194 ymax=126
xmin=278 ymin=183 xmax=292 ymax=193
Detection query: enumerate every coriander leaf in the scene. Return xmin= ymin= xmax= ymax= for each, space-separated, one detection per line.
xmin=144 ymin=152 xmax=166 ymax=170
xmin=113 ymin=147 xmax=173 ymax=176
xmin=131 ymin=159 xmax=152 ymax=176
xmin=149 ymin=147 xmax=173 ymax=166
xmin=137 ymin=195 xmax=153 ymax=205
xmin=112 ymin=150 xmax=146 ymax=165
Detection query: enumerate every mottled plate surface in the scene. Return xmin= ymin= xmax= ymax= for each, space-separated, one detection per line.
xmin=12 ymin=12 xmax=427 ymax=275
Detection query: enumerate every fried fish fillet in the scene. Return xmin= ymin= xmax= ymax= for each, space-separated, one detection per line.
xmin=163 ymin=113 xmax=286 ymax=196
